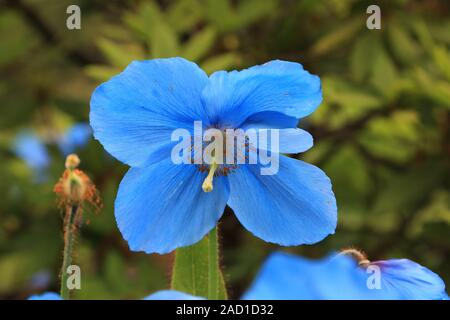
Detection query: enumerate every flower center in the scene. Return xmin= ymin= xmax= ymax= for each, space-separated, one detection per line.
xmin=196 ymin=127 xmax=245 ymax=192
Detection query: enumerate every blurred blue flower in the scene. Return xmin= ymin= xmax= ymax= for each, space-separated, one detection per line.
xmin=28 ymin=270 xmax=52 ymax=290
xmin=242 ymin=252 xmax=448 ymax=300
xmin=13 ymin=123 xmax=91 ymax=181
xmin=28 ymin=292 xmax=62 ymax=300
xmin=144 ymin=290 xmax=203 ymax=300
xmin=149 ymin=252 xmax=447 ymax=300
xmin=57 ymin=123 xmax=92 ymax=155
xmin=90 ymin=57 xmax=337 ymax=254
xmin=28 ymin=290 xmax=201 ymax=300
xmin=13 ymin=131 xmax=50 ymax=171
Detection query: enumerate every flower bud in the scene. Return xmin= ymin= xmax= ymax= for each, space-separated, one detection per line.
xmin=55 ymin=155 xmax=101 ymax=213
xmin=65 ymin=154 xmax=80 ymax=170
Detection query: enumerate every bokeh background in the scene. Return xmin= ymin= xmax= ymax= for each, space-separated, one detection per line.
xmin=0 ymin=0 xmax=449 ymax=299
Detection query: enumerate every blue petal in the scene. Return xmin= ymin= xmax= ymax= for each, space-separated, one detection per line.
xmin=310 ymin=255 xmax=377 ymax=300
xmin=371 ymin=259 xmax=447 ymax=300
xmin=115 ymin=159 xmax=230 ymax=254
xmin=90 ymin=58 xmax=209 ymax=167
xmin=58 ymin=123 xmax=92 ymax=155
xmin=202 ymin=60 xmax=322 ymax=128
xmin=227 ymin=156 xmax=337 ymax=245
xmin=278 ymin=129 xmax=313 ymax=153
xmin=256 ymin=128 xmax=313 ymax=154
xmin=144 ymin=290 xmax=204 ymax=300
xmin=28 ymin=292 xmax=62 ymax=300
xmin=13 ymin=131 xmax=50 ymax=170
xmin=310 ymin=257 xmax=448 ymax=300
xmin=242 ymin=252 xmax=314 ymax=299
xmin=243 ymin=252 xmax=448 ymax=300
xmin=241 ymin=111 xmax=299 ymax=129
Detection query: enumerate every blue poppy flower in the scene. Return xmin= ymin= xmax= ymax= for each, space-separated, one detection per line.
xmin=13 ymin=131 xmax=50 ymax=171
xmin=242 ymin=252 xmax=448 ymax=300
xmin=57 ymin=123 xmax=92 ymax=155
xmin=28 ymin=292 xmax=62 ymax=300
xmin=90 ymin=57 xmax=337 ymax=254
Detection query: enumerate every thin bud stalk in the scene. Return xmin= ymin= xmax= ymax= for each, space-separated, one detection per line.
xmin=60 ymin=204 xmax=80 ymax=299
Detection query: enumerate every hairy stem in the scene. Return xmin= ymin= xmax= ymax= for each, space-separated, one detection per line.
xmin=60 ymin=204 xmax=78 ymax=300
xmin=171 ymin=226 xmax=227 ymax=299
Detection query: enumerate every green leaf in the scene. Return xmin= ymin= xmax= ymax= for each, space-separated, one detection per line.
xmin=371 ymin=162 xmax=446 ymax=216
xmin=124 ymin=2 xmax=163 ymax=39
xmin=171 ymin=227 xmax=227 ymax=299
xmin=409 ymin=190 xmax=450 ymax=236
xmin=324 ymin=145 xmax=373 ymax=207
xmin=168 ymin=0 xmax=203 ymax=32
xmin=387 ymin=22 xmax=420 ymax=65
xmin=149 ymin=22 xmax=179 ymax=58
xmin=0 ymin=11 xmax=37 ymax=66
xmin=236 ymin=0 xmax=277 ymax=28
xmin=204 ymin=0 xmax=234 ymax=31
xmin=369 ymin=46 xmax=398 ymax=97
xmin=350 ymin=33 xmax=378 ymax=82
xmin=311 ymin=17 xmax=363 ymax=56
xmin=359 ymin=110 xmax=421 ymax=163
xmin=182 ymin=27 xmax=217 ymax=62
xmin=413 ymin=67 xmax=450 ymax=109
xmin=310 ymin=77 xmax=382 ymax=129
xmin=204 ymin=0 xmax=276 ymax=32
xmin=124 ymin=2 xmax=179 ymax=57
xmin=97 ymin=38 xmax=144 ymax=68
xmin=410 ymin=18 xmax=434 ymax=51
xmin=432 ymin=45 xmax=450 ymax=82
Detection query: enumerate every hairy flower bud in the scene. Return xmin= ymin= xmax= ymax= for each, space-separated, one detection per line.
xmin=54 ymin=154 xmax=101 ymax=213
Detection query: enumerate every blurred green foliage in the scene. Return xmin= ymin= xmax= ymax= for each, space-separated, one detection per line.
xmin=0 ymin=0 xmax=449 ymax=299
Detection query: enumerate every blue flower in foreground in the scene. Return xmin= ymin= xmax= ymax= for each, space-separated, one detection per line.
xmin=242 ymin=251 xmax=448 ymax=300
xmin=148 ymin=251 xmax=447 ymax=300
xmin=90 ymin=57 xmax=337 ymax=254
xmin=28 ymin=292 xmax=62 ymax=300
xmin=57 ymin=123 xmax=92 ymax=155
xmin=13 ymin=131 xmax=50 ymax=171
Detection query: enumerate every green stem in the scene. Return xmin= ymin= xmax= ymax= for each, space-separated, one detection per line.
xmin=60 ymin=204 xmax=78 ymax=300
xmin=207 ymin=227 xmax=220 ymax=299
xmin=171 ymin=226 xmax=227 ymax=299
